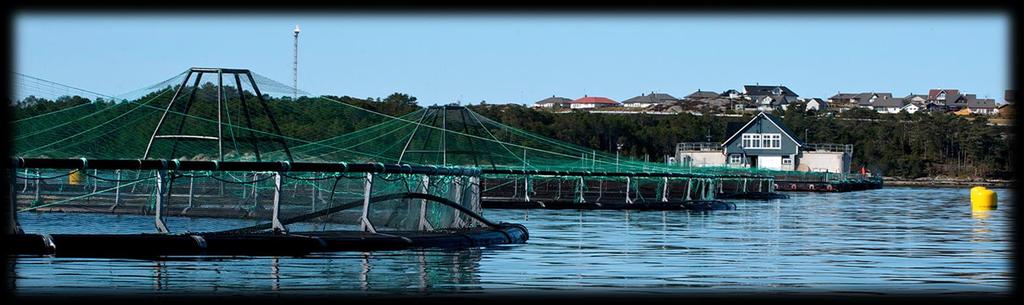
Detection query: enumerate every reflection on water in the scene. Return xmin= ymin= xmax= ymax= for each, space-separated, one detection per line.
xmin=10 ymin=187 xmax=1012 ymax=295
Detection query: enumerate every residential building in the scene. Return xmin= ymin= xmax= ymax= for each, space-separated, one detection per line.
xmin=901 ymin=102 xmax=921 ymax=114
xmin=855 ymin=92 xmax=893 ymax=108
xmin=804 ymin=98 xmax=828 ymax=111
xmin=743 ymin=85 xmax=798 ymax=97
xmin=533 ymin=96 xmax=572 ymax=109
xmin=676 ymin=112 xmax=851 ymax=173
xmin=904 ymin=93 xmax=928 ymax=104
xmin=684 ymin=90 xmax=720 ymax=100
xmin=967 ymin=98 xmax=998 ymax=115
xmin=621 ymin=92 xmax=680 ymax=108
xmin=828 ymin=93 xmax=858 ymax=104
xmin=570 ymin=95 xmax=619 ymax=109
xmin=873 ymin=97 xmax=906 ymax=114
xmin=928 ymin=89 xmax=960 ymax=103
xmin=720 ymin=89 xmax=743 ymax=99
xmin=750 ymin=95 xmax=798 ymax=111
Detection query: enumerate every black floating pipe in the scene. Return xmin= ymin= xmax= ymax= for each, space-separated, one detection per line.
xmin=213 ymin=192 xmax=500 ymax=235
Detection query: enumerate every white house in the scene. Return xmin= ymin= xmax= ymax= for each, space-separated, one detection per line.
xmin=533 ymin=96 xmax=573 ymax=109
xmin=804 ymin=98 xmax=828 ymax=111
xmin=900 ymin=102 xmax=920 ymax=114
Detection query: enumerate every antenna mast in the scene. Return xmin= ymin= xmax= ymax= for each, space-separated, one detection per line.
xmin=293 ymin=24 xmax=300 ymax=100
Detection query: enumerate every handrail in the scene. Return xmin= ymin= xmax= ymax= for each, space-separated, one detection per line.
xmin=10 ymin=157 xmax=480 ymax=177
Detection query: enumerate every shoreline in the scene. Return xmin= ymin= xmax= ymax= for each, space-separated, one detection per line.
xmin=881 ymin=177 xmax=1013 ymax=189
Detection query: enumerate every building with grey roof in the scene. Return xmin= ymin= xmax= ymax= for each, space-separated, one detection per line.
xmin=533 ymin=96 xmax=573 ymax=109
xmin=621 ymin=92 xmax=679 ymax=108
xmin=744 ymin=85 xmax=798 ymax=97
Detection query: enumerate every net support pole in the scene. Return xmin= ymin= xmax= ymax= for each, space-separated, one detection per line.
xmin=451 ymin=176 xmax=465 ymax=228
xmin=92 ymin=169 xmax=99 ymax=193
xmin=662 ymin=177 xmax=669 ymax=202
xmin=186 ymin=174 xmax=195 ymax=211
xmin=468 ymin=176 xmax=481 ymax=227
xmin=250 ymin=172 xmax=259 ymax=208
xmin=217 ymin=70 xmax=224 ymax=161
xmin=523 ymin=175 xmax=530 ymax=202
xmin=625 ymin=176 xmax=632 ymax=204
xmin=6 ymin=162 xmax=24 ymax=235
xmin=360 ymin=172 xmax=376 ymax=233
xmin=271 ymin=172 xmax=286 ymax=233
xmin=110 ymin=169 xmax=121 ymax=211
xmin=21 ymin=169 xmax=28 ymax=192
xmin=154 ymin=169 xmax=169 ymax=233
xmin=576 ymin=176 xmax=585 ymax=204
xmin=33 ymin=170 xmax=41 ymax=205
xmin=310 ymin=179 xmax=317 ymax=212
xmin=418 ymin=176 xmax=433 ymax=231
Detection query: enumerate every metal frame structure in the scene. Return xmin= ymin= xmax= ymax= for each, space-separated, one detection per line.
xmin=143 ymin=67 xmax=294 ymax=162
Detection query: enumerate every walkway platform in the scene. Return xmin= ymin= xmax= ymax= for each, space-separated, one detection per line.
xmin=481 ymin=199 xmax=736 ymax=211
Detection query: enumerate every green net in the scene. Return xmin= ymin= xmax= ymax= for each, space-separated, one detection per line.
xmin=10 ymin=68 xmax=798 ymax=211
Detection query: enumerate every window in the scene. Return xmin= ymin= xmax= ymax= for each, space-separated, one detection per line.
xmin=743 ymin=133 xmax=762 ymax=148
xmin=730 ymin=154 xmax=743 ymax=164
xmin=740 ymin=133 xmax=781 ymax=149
xmin=782 ymin=155 xmax=793 ymax=165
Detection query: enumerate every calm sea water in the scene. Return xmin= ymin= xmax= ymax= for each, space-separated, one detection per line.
xmin=8 ymin=187 xmax=1013 ymax=296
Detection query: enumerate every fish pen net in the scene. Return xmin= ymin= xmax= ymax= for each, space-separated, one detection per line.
xmin=11 ymin=159 xmax=487 ymax=235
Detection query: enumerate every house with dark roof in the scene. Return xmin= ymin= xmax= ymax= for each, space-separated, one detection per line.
xmin=720 ymin=112 xmax=804 ymax=170
xmin=997 ymin=103 xmax=1013 ymax=117
xmin=621 ymin=92 xmax=679 ymax=108
xmin=750 ymin=95 xmax=798 ymax=111
xmin=685 ymin=90 xmax=720 ymax=100
xmin=720 ymin=89 xmax=743 ymax=99
xmin=944 ymin=93 xmax=973 ymax=111
xmin=855 ymin=92 xmax=893 ymax=108
xmin=533 ymin=95 xmax=573 ymax=109
xmin=828 ymin=93 xmax=858 ymax=104
xmin=570 ymin=95 xmax=619 ymax=109
xmin=676 ymin=112 xmax=852 ymax=173
xmin=744 ymin=85 xmax=798 ymax=97
xmin=966 ymin=98 xmax=998 ymax=115
xmin=873 ymin=97 xmax=906 ymax=114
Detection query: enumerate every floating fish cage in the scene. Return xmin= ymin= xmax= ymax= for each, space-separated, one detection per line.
xmin=478 ymin=168 xmax=777 ymax=210
xmin=6 ymin=157 xmax=529 ymax=257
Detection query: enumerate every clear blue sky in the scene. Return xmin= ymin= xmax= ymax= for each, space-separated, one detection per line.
xmin=15 ymin=13 xmax=1011 ymax=105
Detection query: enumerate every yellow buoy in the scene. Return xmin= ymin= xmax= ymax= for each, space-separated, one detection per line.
xmin=68 ymin=170 xmax=84 ymax=185
xmin=970 ymin=186 xmax=997 ymax=210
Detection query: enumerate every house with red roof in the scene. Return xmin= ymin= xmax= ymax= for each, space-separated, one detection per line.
xmin=570 ymin=95 xmax=620 ymax=109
